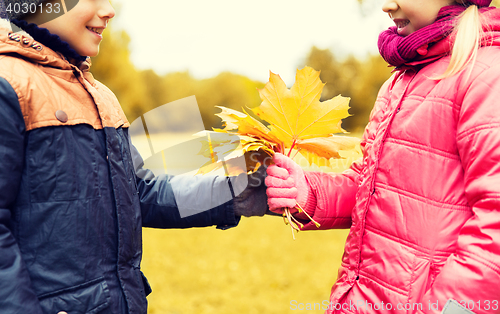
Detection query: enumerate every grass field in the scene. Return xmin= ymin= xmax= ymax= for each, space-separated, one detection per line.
xmin=134 ymin=132 xmax=361 ymax=313
xmin=142 ymin=219 xmax=350 ymax=314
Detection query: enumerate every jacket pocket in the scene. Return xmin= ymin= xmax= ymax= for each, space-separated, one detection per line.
xmin=38 ymin=277 xmax=110 ymax=314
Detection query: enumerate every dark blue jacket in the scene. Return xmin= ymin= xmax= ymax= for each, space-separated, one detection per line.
xmin=0 ymin=22 xmax=238 ymax=313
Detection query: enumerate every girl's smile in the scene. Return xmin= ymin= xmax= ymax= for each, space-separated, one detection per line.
xmin=392 ymin=18 xmax=411 ymax=35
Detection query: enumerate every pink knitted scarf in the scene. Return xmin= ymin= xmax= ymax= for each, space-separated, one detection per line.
xmin=378 ymin=2 xmax=492 ymax=67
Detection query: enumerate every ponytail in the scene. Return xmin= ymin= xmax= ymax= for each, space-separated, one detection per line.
xmin=435 ymin=5 xmax=483 ymax=79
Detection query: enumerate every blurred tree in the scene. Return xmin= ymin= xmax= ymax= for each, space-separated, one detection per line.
xmin=91 ymin=27 xmax=148 ymax=121
xmin=304 ymin=47 xmax=392 ymax=132
xmin=152 ymin=71 xmax=265 ymax=130
xmin=349 ymin=54 xmax=394 ymax=129
xmin=140 ymin=69 xmax=168 ymax=112
xmin=161 ymin=71 xmax=199 ymax=104
xmin=195 ymin=72 xmax=264 ymax=129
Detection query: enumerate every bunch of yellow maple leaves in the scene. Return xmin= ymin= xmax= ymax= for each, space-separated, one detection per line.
xmin=212 ymin=66 xmax=359 ymax=238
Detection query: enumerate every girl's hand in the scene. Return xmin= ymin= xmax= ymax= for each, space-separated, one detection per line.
xmin=265 ymin=153 xmax=310 ymax=214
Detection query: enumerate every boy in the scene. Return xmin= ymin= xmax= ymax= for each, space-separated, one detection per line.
xmin=0 ymin=0 xmax=267 ymax=313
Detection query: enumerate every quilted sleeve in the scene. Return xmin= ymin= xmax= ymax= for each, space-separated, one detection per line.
xmin=0 ymin=77 xmax=43 ymax=313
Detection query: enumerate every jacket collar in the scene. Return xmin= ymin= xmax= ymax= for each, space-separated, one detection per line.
xmin=11 ymin=19 xmax=87 ymax=63
xmin=0 ymin=19 xmax=91 ymax=73
xmin=396 ymin=8 xmax=500 ymax=70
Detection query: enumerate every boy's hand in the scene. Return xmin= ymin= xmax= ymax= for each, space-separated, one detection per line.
xmin=232 ymin=165 xmax=269 ymax=217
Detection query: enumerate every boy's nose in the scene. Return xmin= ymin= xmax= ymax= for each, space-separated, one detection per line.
xmin=99 ymin=0 xmax=116 ymax=20
xmin=382 ymin=0 xmax=399 ymax=13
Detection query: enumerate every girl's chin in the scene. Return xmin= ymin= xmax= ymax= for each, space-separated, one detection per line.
xmin=397 ymin=25 xmax=416 ymax=37
xmin=397 ymin=26 xmax=409 ymax=36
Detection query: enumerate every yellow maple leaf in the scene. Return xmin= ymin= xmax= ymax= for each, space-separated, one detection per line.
xmin=296 ymin=135 xmax=360 ymax=160
xmin=253 ymin=66 xmax=351 ymax=148
xmin=240 ymin=136 xmax=275 ymax=156
xmin=197 ymin=133 xmax=240 ymax=161
xmin=214 ymin=106 xmax=280 ymax=145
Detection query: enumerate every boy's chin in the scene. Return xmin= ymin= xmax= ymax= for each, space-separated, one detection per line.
xmin=76 ymin=47 xmax=99 ymax=58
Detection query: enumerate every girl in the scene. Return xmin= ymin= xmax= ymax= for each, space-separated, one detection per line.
xmin=0 ymin=0 xmax=267 ymax=313
xmin=266 ymin=0 xmax=500 ymax=313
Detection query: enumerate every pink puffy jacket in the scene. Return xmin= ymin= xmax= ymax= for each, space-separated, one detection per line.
xmin=302 ymin=9 xmax=500 ymax=314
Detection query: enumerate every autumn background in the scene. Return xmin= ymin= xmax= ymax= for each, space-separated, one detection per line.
xmin=89 ymin=0 xmax=500 ymax=313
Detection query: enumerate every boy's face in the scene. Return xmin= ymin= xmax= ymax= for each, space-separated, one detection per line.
xmin=26 ymin=0 xmax=115 ymax=57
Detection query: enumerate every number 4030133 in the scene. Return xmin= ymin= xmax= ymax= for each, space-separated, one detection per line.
xmin=6 ymin=2 xmax=62 ymax=15
xmin=5 ymin=0 xmax=79 ymax=26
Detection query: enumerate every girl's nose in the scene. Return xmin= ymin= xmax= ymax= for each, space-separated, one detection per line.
xmin=382 ymin=0 xmax=398 ymax=13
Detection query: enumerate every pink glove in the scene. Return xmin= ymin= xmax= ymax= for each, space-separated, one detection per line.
xmin=265 ymin=153 xmax=310 ymax=214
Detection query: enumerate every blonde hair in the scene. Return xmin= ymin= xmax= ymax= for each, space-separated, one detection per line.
xmin=436 ymin=4 xmax=485 ymax=79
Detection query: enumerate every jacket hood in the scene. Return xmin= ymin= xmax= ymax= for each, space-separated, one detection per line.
xmin=0 ymin=19 xmax=91 ymax=72
xmin=402 ymin=7 xmax=500 ymax=69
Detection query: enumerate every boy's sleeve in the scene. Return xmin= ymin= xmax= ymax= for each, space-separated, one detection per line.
xmin=417 ymin=64 xmax=500 ymax=313
xmin=131 ymin=145 xmax=240 ymax=230
xmin=0 ymin=77 xmax=43 ymax=313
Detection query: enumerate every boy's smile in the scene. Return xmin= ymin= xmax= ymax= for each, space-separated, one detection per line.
xmin=86 ymin=26 xmax=105 ymax=37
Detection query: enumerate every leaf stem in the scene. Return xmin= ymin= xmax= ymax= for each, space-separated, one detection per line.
xmin=295 ymin=202 xmax=321 ymax=228
xmin=288 ymin=139 xmax=297 ymax=157
xmin=284 ymin=208 xmax=298 ymax=240
xmin=289 ymin=214 xmax=304 ymax=229
xmin=282 ymin=212 xmax=289 ymax=225
xmin=276 ymin=142 xmax=284 ymax=155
